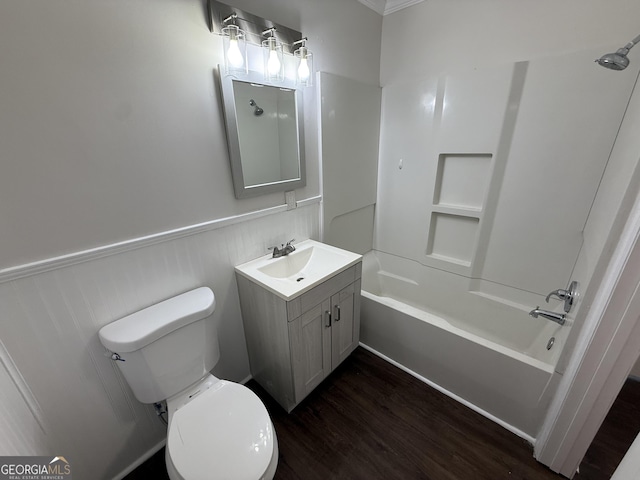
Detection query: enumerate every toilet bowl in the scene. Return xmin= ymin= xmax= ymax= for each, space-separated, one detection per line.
xmin=98 ymin=287 xmax=278 ymax=479
xmin=164 ymin=376 xmax=278 ymax=480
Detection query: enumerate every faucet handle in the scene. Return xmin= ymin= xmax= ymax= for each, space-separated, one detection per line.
xmin=545 ymin=289 xmax=569 ymax=303
xmin=545 ymin=280 xmax=579 ymax=313
xmin=283 ymin=239 xmax=296 ymax=254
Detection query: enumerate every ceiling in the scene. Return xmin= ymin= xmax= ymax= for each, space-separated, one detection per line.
xmin=357 ymin=0 xmax=425 ymax=16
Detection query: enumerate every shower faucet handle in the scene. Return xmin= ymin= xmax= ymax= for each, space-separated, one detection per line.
xmin=545 ymin=289 xmax=570 ymax=303
xmin=545 ymin=280 xmax=579 ymax=313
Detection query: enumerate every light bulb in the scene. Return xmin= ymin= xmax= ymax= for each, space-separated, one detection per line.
xmin=267 ymin=49 xmax=281 ymax=76
xmin=227 ymin=38 xmax=244 ymax=68
xmin=298 ymin=57 xmax=310 ymax=82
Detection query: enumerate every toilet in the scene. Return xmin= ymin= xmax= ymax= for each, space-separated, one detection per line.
xmin=98 ymin=287 xmax=278 ymax=480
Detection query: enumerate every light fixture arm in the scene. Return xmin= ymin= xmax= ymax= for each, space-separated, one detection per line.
xmin=293 ymin=37 xmax=308 ymax=48
xmin=262 ymin=27 xmax=277 ymax=38
xmin=223 ymin=13 xmax=238 ymax=25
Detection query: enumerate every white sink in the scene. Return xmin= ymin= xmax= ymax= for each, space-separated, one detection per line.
xmin=257 ymin=247 xmax=314 ymax=279
xmin=235 ymin=239 xmax=362 ymax=300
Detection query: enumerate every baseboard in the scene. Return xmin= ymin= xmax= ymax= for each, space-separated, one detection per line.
xmin=112 ymin=439 xmax=166 ymax=480
xmin=358 ymin=342 xmax=536 ymax=445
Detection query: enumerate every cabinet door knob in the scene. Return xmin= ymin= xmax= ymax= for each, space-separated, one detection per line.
xmin=334 ymin=305 xmax=341 ymax=322
xmin=324 ymin=310 xmax=332 ymax=328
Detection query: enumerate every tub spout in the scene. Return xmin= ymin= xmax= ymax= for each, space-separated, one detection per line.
xmin=529 ymin=306 xmax=566 ymax=325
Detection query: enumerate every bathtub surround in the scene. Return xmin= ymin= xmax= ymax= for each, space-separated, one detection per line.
xmin=364 ymin=46 xmax=638 ymax=443
xmin=376 ymin=51 xmax=636 ymax=313
xmin=319 ymin=72 xmax=381 ymax=254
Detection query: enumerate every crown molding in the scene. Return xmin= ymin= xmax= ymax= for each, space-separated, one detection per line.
xmin=358 ymin=0 xmax=425 ymax=16
xmin=357 ymin=0 xmax=386 ymax=15
xmin=384 ymin=0 xmax=425 ymax=15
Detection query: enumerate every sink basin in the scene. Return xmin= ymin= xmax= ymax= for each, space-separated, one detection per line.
xmin=235 ymin=240 xmax=362 ymax=300
xmin=257 ymin=247 xmax=313 ymax=279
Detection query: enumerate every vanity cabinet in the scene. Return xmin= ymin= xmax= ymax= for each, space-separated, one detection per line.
xmin=236 ymin=262 xmax=361 ymax=412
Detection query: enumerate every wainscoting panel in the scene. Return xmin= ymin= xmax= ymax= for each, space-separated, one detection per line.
xmin=0 ymin=204 xmax=319 ymax=479
xmin=0 ymin=337 xmax=50 ymax=456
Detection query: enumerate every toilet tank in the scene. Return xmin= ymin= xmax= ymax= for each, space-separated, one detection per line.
xmin=98 ymin=287 xmax=219 ymax=404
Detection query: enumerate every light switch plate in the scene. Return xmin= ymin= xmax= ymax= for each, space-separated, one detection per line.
xmin=285 ymin=191 xmax=297 ymax=210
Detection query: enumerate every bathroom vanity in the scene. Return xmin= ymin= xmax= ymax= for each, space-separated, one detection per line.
xmin=235 ymin=240 xmax=362 ymax=412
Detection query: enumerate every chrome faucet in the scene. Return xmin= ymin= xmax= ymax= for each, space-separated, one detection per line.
xmin=545 ymin=280 xmax=579 ymax=313
xmin=269 ymin=239 xmax=295 ymax=258
xmin=529 ymin=307 xmax=566 ymax=325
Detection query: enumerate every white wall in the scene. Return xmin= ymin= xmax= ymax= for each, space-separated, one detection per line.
xmin=0 ymin=0 xmax=382 ymax=478
xmin=0 ymin=0 xmax=381 ymax=270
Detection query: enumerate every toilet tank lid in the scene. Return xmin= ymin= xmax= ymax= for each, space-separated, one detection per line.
xmin=98 ymin=287 xmax=215 ymax=353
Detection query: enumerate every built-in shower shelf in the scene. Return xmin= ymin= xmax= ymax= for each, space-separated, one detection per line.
xmin=431 ymin=205 xmax=482 ymax=217
xmin=433 ymin=153 xmax=493 ymax=210
xmin=426 ymin=252 xmax=472 ymax=268
xmin=424 ymin=152 xmax=494 ymax=273
xmin=426 ymin=212 xmax=479 ymax=268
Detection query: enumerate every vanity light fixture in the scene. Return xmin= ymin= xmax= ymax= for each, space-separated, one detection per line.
xmin=221 ymin=13 xmax=247 ymax=75
xmin=262 ymin=27 xmax=284 ymax=82
xmin=209 ymin=1 xmax=312 ymax=85
xmin=293 ymin=38 xmax=313 ymax=87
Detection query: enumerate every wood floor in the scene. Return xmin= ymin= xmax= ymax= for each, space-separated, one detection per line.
xmin=125 ymin=348 xmax=638 ymax=479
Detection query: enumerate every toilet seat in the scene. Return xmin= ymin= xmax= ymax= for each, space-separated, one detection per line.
xmin=167 ymin=380 xmax=277 ymax=480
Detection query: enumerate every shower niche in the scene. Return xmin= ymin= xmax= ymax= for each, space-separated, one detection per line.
xmin=426 ymin=153 xmax=493 ymax=268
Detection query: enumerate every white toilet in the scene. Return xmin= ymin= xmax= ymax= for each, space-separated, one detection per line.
xmin=98 ymin=287 xmax=278 ymax=480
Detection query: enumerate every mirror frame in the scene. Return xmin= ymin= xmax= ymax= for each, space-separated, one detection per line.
xmin=218 ymin=66 xmax=306 ymax=199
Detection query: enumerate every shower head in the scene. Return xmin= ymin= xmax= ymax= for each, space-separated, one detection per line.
xmin=596 ymin=48 xmax=631 ymax=70
xmin=596 ymin=33 xmax=640 ymax=70
xmin=249 ymin=99 xmax=264 ymax=116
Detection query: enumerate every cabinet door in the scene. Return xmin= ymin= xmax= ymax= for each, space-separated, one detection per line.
xmin=330 ymin=282 xmax=359 ymax=369
xmin=289 ymin=299 xmax=332 ymax=404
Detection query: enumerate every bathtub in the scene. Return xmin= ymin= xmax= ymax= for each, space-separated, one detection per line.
xmin=359 ymin=250 xmax=569 ymax=441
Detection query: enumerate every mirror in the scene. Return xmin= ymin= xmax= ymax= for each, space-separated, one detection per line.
xmin=219 ymin=67 xmax=306 ymax=198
